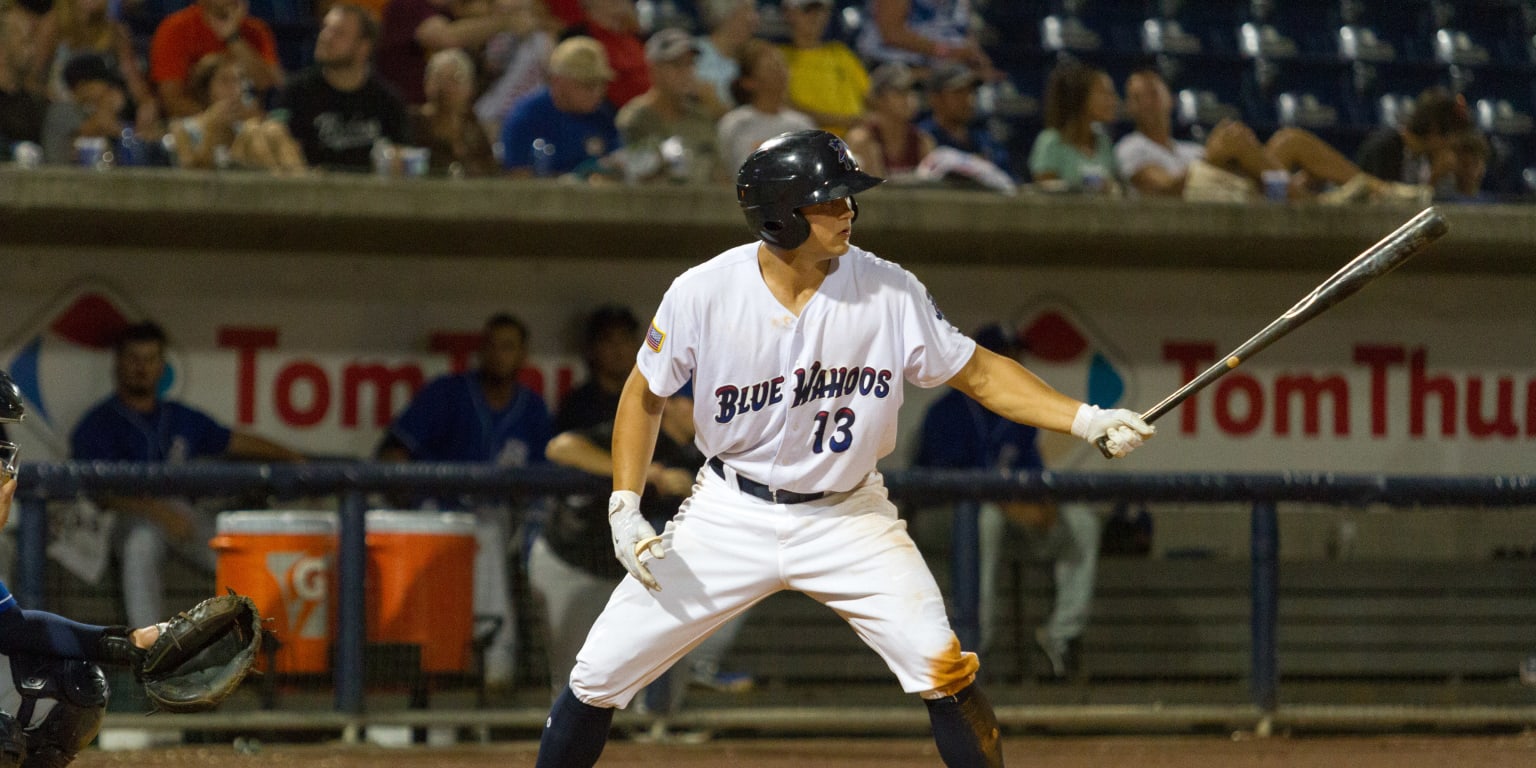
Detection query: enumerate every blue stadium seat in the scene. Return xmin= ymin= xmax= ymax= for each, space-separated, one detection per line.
xmin=1240 ymin=57 xmax=1350 ymax=130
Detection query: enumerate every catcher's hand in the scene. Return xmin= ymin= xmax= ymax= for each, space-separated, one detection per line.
xmin=140 ymin=591 xmax=264 ymax=713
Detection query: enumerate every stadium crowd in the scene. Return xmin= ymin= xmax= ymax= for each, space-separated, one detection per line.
xmin=0 ymin=0 xmax=1527 ymax=201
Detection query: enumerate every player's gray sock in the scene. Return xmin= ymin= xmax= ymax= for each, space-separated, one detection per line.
xmin=535 ymin=687 xmax=614 ymax=768
xmin=924 ymin=683 xmax=1004 ymax=768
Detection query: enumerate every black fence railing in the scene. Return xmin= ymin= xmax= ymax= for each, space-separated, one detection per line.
xmin=12 ymin=462 xmax=1536 ymax=717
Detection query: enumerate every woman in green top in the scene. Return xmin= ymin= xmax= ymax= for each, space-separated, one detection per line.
xmin=1028 ymin=60 xmax=1120 ymax=194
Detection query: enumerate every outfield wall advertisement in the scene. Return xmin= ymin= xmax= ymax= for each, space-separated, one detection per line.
xmin=5 ymin=249 xmax=1530 ymax=475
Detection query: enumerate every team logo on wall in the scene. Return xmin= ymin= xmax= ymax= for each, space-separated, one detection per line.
xmin=1010 ymin=297 xmax=1135 ymax=467
xmin=0 ymin=283 xmax=175 ymax=460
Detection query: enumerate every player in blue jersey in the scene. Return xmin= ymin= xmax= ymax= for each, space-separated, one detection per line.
xmin=69 ymin=322 xmax=306 ymax=629
xmin=379 ymin=312 xmax=553 ymax=690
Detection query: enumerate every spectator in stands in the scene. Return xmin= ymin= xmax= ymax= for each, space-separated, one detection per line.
xmin=411 ymin=48 xmax=497 ymax=176
xmin=42 ymin=52 xmax=168 ymax=166
xmin=376 ymin=0 xmax=527 ymax=106
xmin=1356 ymin=86 xmax=1473 ymax=195
xmin=148 ymin=0 xmax=284 ymax=118
xmin=378 ymin=312 xmax=552 ymax=692
xmin=276 ymin=3 xmax=411 ymax=171
xmin=845 ymin=62 xmax=932 ymax=178
xmin=473 ymin=0 xmax=554 ymax=142
xmin=498 ymin=35 xmax=620 ymax=179
xmin=716 ymin=39 xmax=814 ymax=175
xmin=169 ymin=52 xmax=306 ymax=172
xmin=554 ymin=303 xmax=639 ymax=433
xmin=563 ymin=0 xmax=647 ymax=109
xmin=918 ymin=61 xmax=1009 ymax=177
xmin=914 ymin=322 xmax=1101 ymax=683
xmin=1117 ymin=69 xmax=1430 ymax=204
xmin=616 ymin=28 xmax=723 ymax=184
xmin=1444 ymin=130 xmax=1491 ymax=203
xmin=693 ymin=0 xmax=758 ymax=109
xmin=780 ymin=0 xmax=868 ymax=137
xmin=0 ymin=0 xmax=48 ymax=159
xmin=856 ymin=0 xmax=991 ymax=74
xmin=70 ymin=321 xmax=306 ymax=630
xmin=1029 ymin=59 xmax=1119 ymax=193
xmin=29 ymin=0 xmax=157 ymax=131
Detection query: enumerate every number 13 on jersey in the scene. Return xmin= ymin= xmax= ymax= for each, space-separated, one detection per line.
xmin=811 ymin=408 xmax=856 ymax=453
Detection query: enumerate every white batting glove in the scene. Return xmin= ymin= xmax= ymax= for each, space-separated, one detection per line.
xmin=1071 ymin=404 xmax=1156 ymax=458
xmin=609 ymin=491 xmax=665 ymax=591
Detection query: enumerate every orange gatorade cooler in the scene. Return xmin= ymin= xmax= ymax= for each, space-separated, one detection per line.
xmin=210 ymin=511 xmax=338 ymax=675
xmin=364 ymin=510 xmax=477 ymax=673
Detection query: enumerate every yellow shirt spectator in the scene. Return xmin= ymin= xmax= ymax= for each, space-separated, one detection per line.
xmin=781 ymin=42 xmax=869 ymax=137
xmin=780 ymin=0 xmax=869 ymax=137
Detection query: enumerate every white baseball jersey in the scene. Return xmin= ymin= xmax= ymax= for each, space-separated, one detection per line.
xmin=637 ymin=242 xmax=977 ymax=494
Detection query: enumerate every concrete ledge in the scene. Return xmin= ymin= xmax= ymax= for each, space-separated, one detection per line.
xmin=2 ymin=167 xmax=1530 ymax=271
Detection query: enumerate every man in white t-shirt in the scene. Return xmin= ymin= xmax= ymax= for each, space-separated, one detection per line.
xmin=1116 ymin=69 xmax=1427 ymax=204
xmin=531 ymin=129 xmax=1155 ymax=768
xmin=1114 ymin=69 xmax=1262 ymax=200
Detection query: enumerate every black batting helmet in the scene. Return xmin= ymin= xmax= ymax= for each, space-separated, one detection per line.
xmin=736 ymin=130 xmax=884 ymax=249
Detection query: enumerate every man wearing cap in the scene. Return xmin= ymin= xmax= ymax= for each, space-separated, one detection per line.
xmin=917 ymin=61 xmax=1011 ymax=177
xmin=781 ymin=0 xmax=869 ymax=137
xmin=499 ymin=35 xmax=621 ymax=178
xmin=148 ymin=0 xmax=283 ymax=118
xmin=846 ymin=62 xmax=934 ymax=177
xmin=615 ymin=27 xmax=723 ymax=184
xmin=275 ymin=3 xmax=411 ymax=171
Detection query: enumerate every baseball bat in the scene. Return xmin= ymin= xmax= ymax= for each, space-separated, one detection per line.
xmin=1096 ymin=206 xmax=1449 ymax=458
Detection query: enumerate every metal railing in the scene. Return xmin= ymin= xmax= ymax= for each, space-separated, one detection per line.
xmin=11 ymin=462 xmax=1536 ymax=730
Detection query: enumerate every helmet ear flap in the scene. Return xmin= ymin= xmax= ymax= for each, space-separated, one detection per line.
xmin=755 ymin=208 xmax=811 ymax=249
xmin=850 ymin=196 xmax=860 ymax=223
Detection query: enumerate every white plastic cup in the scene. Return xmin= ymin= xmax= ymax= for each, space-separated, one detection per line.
xmin=74 ymin=136 xmax=108 ymax=169
xmin=371 ymin=139 xmax=398 ymax=176
xmin=1080 ymin=162 xmax=1106 ymax=193
xmin=1262 ymin=169 xmax=1290 ymax=202
xmin=400 ymin=146 xmax=430 ymax=178
xmin=12 ymin=141 xmax=42 ymax=169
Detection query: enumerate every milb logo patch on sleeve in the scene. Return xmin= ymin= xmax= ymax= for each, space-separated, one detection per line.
xmin=646 ymin=321 xmax=666 ymax=352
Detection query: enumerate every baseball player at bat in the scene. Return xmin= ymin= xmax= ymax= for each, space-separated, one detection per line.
xmin=534 ymin=130 xmax=1154 ymax=768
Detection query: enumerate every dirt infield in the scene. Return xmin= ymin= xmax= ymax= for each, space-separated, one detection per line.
xmin=71 ymin=734 xmax=1536 ymax=768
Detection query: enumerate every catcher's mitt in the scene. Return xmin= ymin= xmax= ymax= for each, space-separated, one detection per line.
xmin=140 ymin=592 xmax=263 ymax=713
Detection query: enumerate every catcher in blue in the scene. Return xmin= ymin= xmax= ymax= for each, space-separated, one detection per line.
xmin=0 ymin=371 xmax=262 ymax=766
xmin=534 ymin=130 xmax=1154 ymax=767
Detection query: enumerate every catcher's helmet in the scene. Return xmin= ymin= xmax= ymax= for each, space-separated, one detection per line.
xmin=736 ymin=130 xmax=884 ymax=249
xmin=0 ymin=371 xmax=23 ymax=424
xmin=0 ymin=371 xmax=23 ymax=478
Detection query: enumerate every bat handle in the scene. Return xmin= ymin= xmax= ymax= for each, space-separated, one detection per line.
xmin=1096 ymin=408 xmax=1158 ymax=459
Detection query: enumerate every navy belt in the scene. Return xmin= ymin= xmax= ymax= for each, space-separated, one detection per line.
xmin=708 ymin=457 xmax=827 ymax=504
